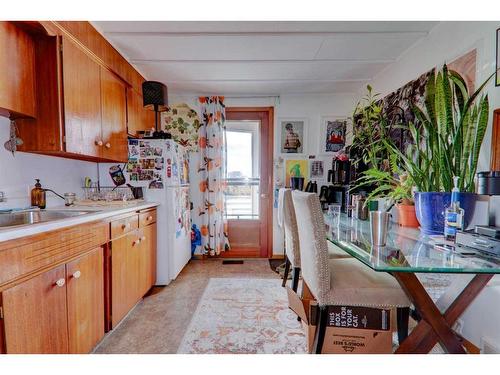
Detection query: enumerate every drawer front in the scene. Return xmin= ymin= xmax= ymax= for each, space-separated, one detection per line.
xmin=0 ymin=221 xmax=109 ymax=289
xmin=139 ymin=210 xmax=156 ymax=227
xmin=110 ymin=214 xmax=139 ymax=239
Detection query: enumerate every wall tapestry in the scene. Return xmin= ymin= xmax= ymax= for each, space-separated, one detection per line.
xmin=379 ymin=49 xmax=477 ymax=151
xmin=162 ymin=103 xmax=201 ymax=152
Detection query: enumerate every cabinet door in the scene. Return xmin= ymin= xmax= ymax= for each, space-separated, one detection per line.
xmin=127 ymin=87 xmax=155 ymax=136
xmin=2 ymin=265 xmax=68 ymax=354
xmin=138 ymin=224 xmax=157 ymax=295
xmin=66 ymin=247 xmax=105 ymax=354
xmin=61 ymin=36 xmax=102 ymax=157
xmin=111 ymin=231 xmax=141 ymax=327
xmin=0 ymin=22 xmax=36 ymax=118
xmin=100 ymin=67 xmax=127 ymax=162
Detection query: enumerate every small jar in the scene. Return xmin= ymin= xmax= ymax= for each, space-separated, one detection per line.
xmin=63 ymin=192 xmax=76 ymax=206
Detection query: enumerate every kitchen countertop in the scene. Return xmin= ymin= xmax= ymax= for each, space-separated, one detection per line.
xmin=0 ymin=201 xmax=159 ymax=243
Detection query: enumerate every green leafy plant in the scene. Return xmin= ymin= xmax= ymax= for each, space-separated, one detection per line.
xmin=351 ymin=85 xmax=391 ymax=170
xmin=354 ymin=157 xmax=414 ymax=206
xmin=386 ymin=64 xmax=494 ymax=193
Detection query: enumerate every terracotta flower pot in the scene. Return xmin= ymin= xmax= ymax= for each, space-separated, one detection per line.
xmin=396 ymin=203 xmax=419 ymax=228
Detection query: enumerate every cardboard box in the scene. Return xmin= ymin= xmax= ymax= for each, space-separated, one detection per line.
xmin=287 ymin=286 xmax=393 ymax=354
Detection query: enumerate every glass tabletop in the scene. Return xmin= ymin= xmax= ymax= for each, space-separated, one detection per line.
xmin=325 ymin=214 xmax=500 ymax=274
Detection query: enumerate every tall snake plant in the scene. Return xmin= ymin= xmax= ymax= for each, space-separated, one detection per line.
xmin=386 ymin=64 xmax=494 ymax=193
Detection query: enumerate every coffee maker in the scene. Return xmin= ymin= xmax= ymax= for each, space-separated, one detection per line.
xmin=325 ymin=157 xmax=352 ymax=212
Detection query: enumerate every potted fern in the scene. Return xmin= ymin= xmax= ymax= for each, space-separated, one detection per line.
xmin=354 ymin=157 xmax=419 ymax=228
xmin=385 ymin=64 xmax=494 ymax=234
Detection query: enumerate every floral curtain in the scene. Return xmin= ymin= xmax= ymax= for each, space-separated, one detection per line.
xmin=196 ymin=96 xmax=230 ymax=256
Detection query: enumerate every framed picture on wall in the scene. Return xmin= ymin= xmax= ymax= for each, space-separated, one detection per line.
xmin=320 ymin=116 xmax=347 ymax=154
xmin=279 ymin=118 xmax=307 ymax=155
xmin=496 ymin=28 xmax=500 ymax=86
xmin=309 ymin=160 xmax=325 ymax=179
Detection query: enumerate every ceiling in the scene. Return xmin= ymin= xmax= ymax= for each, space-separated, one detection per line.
xmin=92 ymin=21 xmax=438 ymax=97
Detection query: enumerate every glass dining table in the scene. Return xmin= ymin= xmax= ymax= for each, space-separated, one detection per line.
xmin=325 ymin=214 xmax=500 ymax=354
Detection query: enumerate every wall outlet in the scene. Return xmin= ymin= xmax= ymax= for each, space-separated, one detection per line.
xmin=453 ymin=319 xmax=464 ymax=335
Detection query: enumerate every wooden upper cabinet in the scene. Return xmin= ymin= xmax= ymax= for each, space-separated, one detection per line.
xmin=13 ymin=21 xmax=147 ymax=162
xmin=66 ymin=247 xmax=105 ymax=354
xmin=0 ymin=21 xmax=36 ymax=119
xmin=61 ymin=36 xmax=102 ymax=158
xmin=2 ymin=265 xmax=69 ymax=354
xmin=127 ymin=87 xmax=156 ymax=136
xmin=100 ymin=67 xmax=128 ymax=162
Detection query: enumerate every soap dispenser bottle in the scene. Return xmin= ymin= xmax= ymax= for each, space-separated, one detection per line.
xmin=31 ymin=179 xmax=46 ymax=209
xmin=444 ymin=176 xmax=464 ymax=241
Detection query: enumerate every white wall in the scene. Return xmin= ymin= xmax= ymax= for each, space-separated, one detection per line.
xmin=0 ymin=117 xmax=98 ymax=209
xmin=368 ymin=21 xmax=500 ymax=351
xmin=168 ymin=93 xmax=358 ymax=256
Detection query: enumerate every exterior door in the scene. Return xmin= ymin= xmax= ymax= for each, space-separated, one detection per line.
xmin=224 ymin=107 xmax=274 ymax=258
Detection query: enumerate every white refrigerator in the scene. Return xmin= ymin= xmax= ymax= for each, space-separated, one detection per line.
xmin=127 ymin=139 xmax=191 ymax=285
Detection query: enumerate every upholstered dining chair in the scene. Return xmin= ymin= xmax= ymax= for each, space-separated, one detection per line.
xmin=291 ymin=190 xmax=411 ymax=354
xmin=277 ymin=188 xmax=349 ymax=293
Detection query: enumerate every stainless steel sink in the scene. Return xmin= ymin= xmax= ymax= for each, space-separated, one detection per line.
xmin=0 ymin=209 xmax=93 ymax=228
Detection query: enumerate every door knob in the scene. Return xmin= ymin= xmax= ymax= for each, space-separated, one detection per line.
xmin=95 ymin=140 xmax=103 ymax=146
xmin=105 ymin=142 xmax=111 ymax=149
xmin=55 ymin=278 xmax=65 ymax=287
xmin=72 ymin=270 xmax=81 ymax=279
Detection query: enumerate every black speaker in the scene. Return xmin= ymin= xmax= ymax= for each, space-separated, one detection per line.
xmin=142 ymin=81 xmax=168 ymax=112
xmin=142 ymin=81 xmax=168 ymax=134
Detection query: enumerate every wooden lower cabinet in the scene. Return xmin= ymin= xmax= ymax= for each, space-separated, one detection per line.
xmin=136 ymin=224 xmax=157 ymax=298
xmin=66 ymin=248 xmax=105 ymax=354
xmin=2 ymin=265 xmax=69 ymax=354
xmin=111 ymin=231 xmax=140 ymax=327
xmin=110 ymin=217 xmax=157 ymax=328
xmin=1 ymin=247 xmax=105 ymax=354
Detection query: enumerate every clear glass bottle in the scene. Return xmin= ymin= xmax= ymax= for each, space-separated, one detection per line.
xmin=31 ymin=179 xmax=46 ymax=209
xmin=444 ymin=177 xmax=464 ymax=242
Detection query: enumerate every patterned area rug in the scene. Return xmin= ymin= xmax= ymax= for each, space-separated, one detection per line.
xmin=177 ymin=278 xmax=307 ymax=354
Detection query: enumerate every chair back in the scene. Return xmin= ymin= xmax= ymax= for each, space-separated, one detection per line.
xmin=291 ymin=191 xmax=330 ymax=303
xmin=278 ymin=188 xmax=300 ymax=268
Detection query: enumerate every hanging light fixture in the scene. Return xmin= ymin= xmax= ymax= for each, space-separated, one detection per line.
xmin=142 ymin=81 xmax=169 ymax=138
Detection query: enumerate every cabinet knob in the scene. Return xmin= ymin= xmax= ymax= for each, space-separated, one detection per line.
xmin=95 ymin=140 xmax=103 ymax=146
xmin=55 ymin=278 xmax=65 ymax=287
xmin=141 ymin=236 xmax=146 ymax=241
xmin=133 ymin=239 xmax=141 ymax=246
xmin=147 ymin=215 xmax=153 ymax=221
xmin=72 ymin=270 xmax=81 ymax=279
xmin=122 ymin=223 xmax=130 ymax=230
xmin=105 ymin=142 xmax=111 ymax=149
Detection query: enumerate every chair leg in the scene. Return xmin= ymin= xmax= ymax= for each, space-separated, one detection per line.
xmin=291 ymin=267 xmax=301 ymax=293
xmin=281 ymin=256 xmax=291 ymax=287
xmin=397 ymin=307 xmax=410 ymax=345
xmin=312 ymin=305 xmax=328 ymax=354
